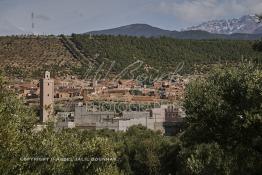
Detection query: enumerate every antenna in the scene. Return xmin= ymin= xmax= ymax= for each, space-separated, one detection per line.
xmin=31 ymin=12 xmax=35 ymax=34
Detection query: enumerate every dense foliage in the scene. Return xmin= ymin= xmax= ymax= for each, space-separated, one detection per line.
xmin=182 ymin=65 xmax=262 ymax=174
xmin=70 ymin=34 xmax=262 ymax=77
xmin=253 ymin=40 xmax=262 ymax=52
xmin=1 ymin=65 xmax=261 ymax=174
xmin=0 ymin=76 xmax=120 ymax=175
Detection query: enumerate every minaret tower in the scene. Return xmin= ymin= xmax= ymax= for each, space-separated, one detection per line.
xmin=40 ymin=71 xmax=54 ymax=123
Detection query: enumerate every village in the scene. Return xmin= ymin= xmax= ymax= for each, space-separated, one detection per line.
xmin=6 ymin=71 xmax=190 ymax=135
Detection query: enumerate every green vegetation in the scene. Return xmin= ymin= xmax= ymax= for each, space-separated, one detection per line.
xmin=70 ymin=34 xmax=262 ymax=77
xmin=182 ymin=64 xmax=262 ymax=174
xmin=129 ymin=89 xmax=143 ymax=96
xmin=0 ymin=77 xmax=120 ymax=174
xmin=253 ymin=40 xmax=262 ymax=52
xmin=0 ymin=65 xmax=261 ymax=174
xmin=1 ymin=35 xmax=262 ymax=79
xmin=3 ymin=65 xmax=27 ymax=78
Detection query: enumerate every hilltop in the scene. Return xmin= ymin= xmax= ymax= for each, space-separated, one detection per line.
xmin=87 ymin=24 xmax=174 ymax=37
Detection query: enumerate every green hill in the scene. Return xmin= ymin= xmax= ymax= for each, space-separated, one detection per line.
xmin=70 ymin=34 xmax=262 ymax=76
xmin=0 ymin=35 xmax=262 ymax=79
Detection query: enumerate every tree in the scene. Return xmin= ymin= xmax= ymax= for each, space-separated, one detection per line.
xmin=0 ymin=75 xmax=37 ymax=174
xmin=253 ymin=41 xmax=262 ymax=52
xmin=0 ymin=74 xmax=121 ymax=175
xmin=180 ymin=143 xmax=230 ymax=175
xmin=253 ymin=14 xmax=262 ymax=52
xmin=182 ymin=65 xmax=262 ymax=174
xmin=118 ymin=125 xmax=174 ymax=175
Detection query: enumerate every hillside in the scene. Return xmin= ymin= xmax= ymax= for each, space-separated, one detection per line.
xmin=0 ymin=35 xmax=262 ymax=79
xmin=0 ymin=36 xmax=82 ymax=78
xmin=71 ymin=34 xmax=262 ymax=76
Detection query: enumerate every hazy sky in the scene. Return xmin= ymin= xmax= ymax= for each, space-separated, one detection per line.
xmin=1 ymin=0 xmax=262 ymax=35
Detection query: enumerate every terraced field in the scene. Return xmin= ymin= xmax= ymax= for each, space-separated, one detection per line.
xmin=0 ymin=36 xmax=82 ymax=78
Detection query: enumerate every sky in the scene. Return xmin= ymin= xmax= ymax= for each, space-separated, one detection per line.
xmin=0 ymin=0 xmax=262 ymax=35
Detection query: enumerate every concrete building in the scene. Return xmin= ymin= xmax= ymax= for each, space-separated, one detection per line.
xmin=151 ymin=105 xmax=182 ymax=122
xmin=73 ymin=106 xmax=164 ymax=132
xmin=40 ymin=71 xmax=54 ymax=123
xmin=74 ymin=105 xmax=153 ymax=131
xmin=118 ymin=117 xmax=150 ymax=131
xmin=151 ymin=105 xmax=185 ymax=135
xmin=120 ymin=111 xmax=155 ymax=131
xmin=60 ymin=104 xmax=185 ymax=135
xmin=74 ymin=105 xmax=118 ymax=129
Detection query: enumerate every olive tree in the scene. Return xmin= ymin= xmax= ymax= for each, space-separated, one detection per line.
xmin=182 ymin=65 xmax=262 ymax=175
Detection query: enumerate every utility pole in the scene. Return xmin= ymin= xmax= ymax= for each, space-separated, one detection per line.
xmin=31 ymin=12 xmax=35 ymax=30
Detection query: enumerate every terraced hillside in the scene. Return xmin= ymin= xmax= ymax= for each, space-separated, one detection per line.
xmin=0 ymin=36 xmax=82 ymax=78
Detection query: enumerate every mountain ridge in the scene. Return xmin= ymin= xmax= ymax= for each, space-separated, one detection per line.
xmin=86 ymin=23 xmax=262 ymax=40
xmin=185 ymin=15 xmax=262 ymax=34
xmin=87 ymin=24 xmax=175 ymax=37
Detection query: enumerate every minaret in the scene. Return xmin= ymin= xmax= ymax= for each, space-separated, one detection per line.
xmin=40 ymin=71 xmax=54 ymax=123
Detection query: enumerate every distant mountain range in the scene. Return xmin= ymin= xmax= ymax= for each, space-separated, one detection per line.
xmin=1 ymin=14 xmax=262 ymax=40
xmin=87 ymin=15 xmax=262 ymax=40
xmin=87 ymin=24 xmax=262 ymax=40
xmin=185 ymin=15 xmax=262 ymax=34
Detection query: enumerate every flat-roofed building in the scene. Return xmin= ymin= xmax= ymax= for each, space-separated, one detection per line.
xmin=74 ymin=105 xmax=117 ymax=129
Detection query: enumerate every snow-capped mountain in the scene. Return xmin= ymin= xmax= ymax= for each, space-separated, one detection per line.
xmin=185 ymin=15 xmax=262 ymax=34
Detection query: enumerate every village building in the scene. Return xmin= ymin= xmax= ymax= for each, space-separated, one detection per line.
xmin=69 ymin=104 xmax=185 ymax=135
xmin=55 ymin=88 xmax=81 ymax=99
